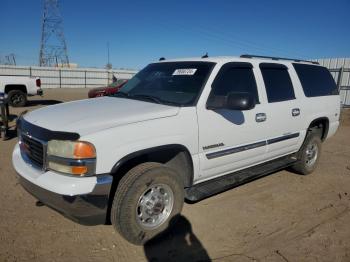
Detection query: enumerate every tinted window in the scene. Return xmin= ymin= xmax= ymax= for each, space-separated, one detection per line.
xmin=260 ymin=63 xmax=295 ymax=103
xmin=293 ymin=64 xmax=338 ymax=97
xmin=211 ymin=63 xmax=259 ymax=102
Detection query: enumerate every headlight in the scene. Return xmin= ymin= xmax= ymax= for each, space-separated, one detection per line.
xmin=47 ymin=140 xmax=96 ymax=176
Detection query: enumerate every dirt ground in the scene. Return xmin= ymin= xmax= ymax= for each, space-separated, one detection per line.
xmin=1 ymin=89 xmax=350 ymax=262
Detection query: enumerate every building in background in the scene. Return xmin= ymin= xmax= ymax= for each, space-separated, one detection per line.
xmin=315 ymin=58 xmax=350 ymax=107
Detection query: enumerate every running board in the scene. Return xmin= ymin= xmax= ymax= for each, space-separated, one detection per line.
xmin=185 ymin=155 xmax=297 ymax=202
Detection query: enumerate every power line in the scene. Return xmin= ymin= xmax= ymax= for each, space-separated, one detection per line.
xmin=155 ymin=20 xmax=310 ymax=59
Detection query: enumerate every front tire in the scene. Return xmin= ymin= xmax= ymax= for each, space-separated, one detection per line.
xmin=7 ymin=90 xmax=27 ymax=107
xmin=290 ymin=131 xmax=322 ymax=175
xmin=111 ymin=162 xmax=184 ymax=245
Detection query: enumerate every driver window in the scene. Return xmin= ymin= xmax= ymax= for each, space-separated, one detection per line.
xmin=210 ymin=63 xmax=259 ymax=103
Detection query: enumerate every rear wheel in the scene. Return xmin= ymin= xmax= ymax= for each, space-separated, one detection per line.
xmin=7 ymin=90 xmax=27 ymax=107
xmin=111 ymin=162 xmax=184 ymax=245
xmin=290 ymin=130 xmax=322 ymax=175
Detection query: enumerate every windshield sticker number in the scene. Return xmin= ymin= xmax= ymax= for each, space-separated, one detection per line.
xmin=173 ymin=68 xmax=197 ymax=75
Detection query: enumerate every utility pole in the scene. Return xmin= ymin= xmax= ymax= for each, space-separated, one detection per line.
xmin=105 ymin=42 xmax=112 ymax=69
xmin=107 ymin=42 xmax=110 ymax=66
xmin=39 ymin=0 xmax=70 ymax=67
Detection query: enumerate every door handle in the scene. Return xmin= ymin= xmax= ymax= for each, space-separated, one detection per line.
xmin=292 ymin=108 xmax=300 ymax=117
xmin=256 ymin=113 xmax=266 ymax=122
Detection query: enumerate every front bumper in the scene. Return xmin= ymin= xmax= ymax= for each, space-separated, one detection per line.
xmin=12 ymin=143 xmax=113 ymax=225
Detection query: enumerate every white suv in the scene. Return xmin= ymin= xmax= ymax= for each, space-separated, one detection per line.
xmin=12 ymin=55 xmax=340 ymax=245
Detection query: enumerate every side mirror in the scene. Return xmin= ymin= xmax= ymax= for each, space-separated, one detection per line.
xmin=207 ymin=92 xmax=256 ymax=111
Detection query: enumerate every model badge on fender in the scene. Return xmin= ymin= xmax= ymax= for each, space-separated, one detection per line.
xmin=203 ymin=143 xmax=225 ymax=150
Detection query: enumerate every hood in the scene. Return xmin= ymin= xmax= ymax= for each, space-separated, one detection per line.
xmin=24 ymin=97 xmax=180 ymax=136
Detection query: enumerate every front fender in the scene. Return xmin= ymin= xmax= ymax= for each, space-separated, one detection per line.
xmin=82 ymin=107 xmax=199 ymax=178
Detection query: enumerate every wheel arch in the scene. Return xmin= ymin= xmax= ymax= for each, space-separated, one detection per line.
xmin=110 ymin=144 xmax=194 ymax=186
xmin=4 ymin=84 xmax=27 ymax=94
xmin=307 ymin=117 xmax=329 ymax=141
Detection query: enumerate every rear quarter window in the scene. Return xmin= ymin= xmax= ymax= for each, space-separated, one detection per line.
xmin=293 ymin=64 xmax=338 ymax=97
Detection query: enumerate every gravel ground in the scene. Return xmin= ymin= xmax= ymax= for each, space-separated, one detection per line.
xmin=0 ymin=89 xmax=350 ymax=262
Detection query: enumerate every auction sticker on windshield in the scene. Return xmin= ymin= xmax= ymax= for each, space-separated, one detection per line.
xmin=173 ymin=69 xmax=197 ymax=75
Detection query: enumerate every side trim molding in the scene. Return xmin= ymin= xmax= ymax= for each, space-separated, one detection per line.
xmin=206 ymin=141 xmax=266 ymax=159
xmin=267 ymin=133 xmax=299 ymax=145
xmin=206 ymin=132 xmax=300 ymax=159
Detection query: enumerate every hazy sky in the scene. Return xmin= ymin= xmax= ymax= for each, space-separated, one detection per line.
xmin=1 ymin=0 xmax=349 ymax=69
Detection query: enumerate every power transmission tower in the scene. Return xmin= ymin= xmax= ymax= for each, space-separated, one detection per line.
xmin=5 ymin=54 xmax=16 ymax=65
xmin=39 ymin=0 xmax=70 ymax=67
xmin=0 ymin=54 xmax=16 ymax=65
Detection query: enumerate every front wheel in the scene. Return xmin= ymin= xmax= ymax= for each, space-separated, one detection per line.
xmin=290 ymin=131 xmax=322 ymax=175
xmin=111 ymin=162 xmax=184 ymax=245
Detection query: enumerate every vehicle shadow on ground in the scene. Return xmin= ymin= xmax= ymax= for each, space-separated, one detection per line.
xmin=26 ymin=99 xmax=62 ymax=106
xmin=143 ymin=215 xmax=211 ymax=262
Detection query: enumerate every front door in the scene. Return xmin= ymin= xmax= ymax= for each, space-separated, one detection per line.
xmin=196 ymin=62 xmax=270 ymax=181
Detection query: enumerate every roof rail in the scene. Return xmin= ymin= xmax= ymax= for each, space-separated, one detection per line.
xmin=240 ymin=54 xmax=319 ymax=65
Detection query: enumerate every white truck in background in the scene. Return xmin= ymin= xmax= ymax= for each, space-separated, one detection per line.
xmin=0 ymin=76 xmax=43 ymax=107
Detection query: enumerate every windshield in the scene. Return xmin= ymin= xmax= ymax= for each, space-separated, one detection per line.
xmin=114 ymin=61 xmax=215 ymax=106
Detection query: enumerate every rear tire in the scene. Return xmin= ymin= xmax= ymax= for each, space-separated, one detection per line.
xmin=111 ymin=162 xmax=184 ymax=245
xmin=290 ymin=130 xmax=322 ymax=175
xmin=7 ymin=90 xmax=27 ymax=107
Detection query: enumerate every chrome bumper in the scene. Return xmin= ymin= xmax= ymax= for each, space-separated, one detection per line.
xmin=18 ymin=174 xmax=113 ymax=225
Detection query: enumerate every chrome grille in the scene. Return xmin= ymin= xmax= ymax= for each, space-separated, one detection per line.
xmin=20 ymin=134 xmax=45 ymax=168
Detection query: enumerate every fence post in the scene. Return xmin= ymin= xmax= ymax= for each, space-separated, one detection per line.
xmin=29 ymin=67 xmax=32 ymax=77
xmin=337 ymin=67 xmax=344 ymax=91
xmin=85 ymin=70 xmax=87 ymax=88
xmin=59 ymin=69 xmax=62 ymax=88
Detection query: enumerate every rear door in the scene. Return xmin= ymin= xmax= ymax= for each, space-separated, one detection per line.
xmin=258 ymin=63 xmax=305 ymax=159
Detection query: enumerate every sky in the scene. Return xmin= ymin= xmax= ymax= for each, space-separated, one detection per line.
xmin=0 ymin=0 xmax=349 ymax=69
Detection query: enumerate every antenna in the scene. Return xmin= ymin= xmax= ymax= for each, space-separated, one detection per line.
xmin=39 ymin=0 xmax=70 ymax=67
xmin=201 ymin=52 xmax=209 ymax=58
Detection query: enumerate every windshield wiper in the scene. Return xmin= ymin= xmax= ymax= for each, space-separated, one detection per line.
xmin=114 ymin=92 xmax=178 ymax=106
xmin=114 ymin=91 xmax=129 ymax=97
xmin=131 ymin=94 xmax=162 ymax=104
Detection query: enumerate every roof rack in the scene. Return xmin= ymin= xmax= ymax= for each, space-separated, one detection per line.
xmin=240 ymin=54 xmax=319 ymax=65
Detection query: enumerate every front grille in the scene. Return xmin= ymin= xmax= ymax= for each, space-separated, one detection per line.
xmin=21 ymin=134 xmax=44 ymax=168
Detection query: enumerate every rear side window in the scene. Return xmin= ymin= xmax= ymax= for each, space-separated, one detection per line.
xmin=211 ymin=62 xmax=259 ymax=103
xmin=293 ymin=64 xmax=338 ymax=97
xmin=260 ymin=63 xmax=295 ymax=103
